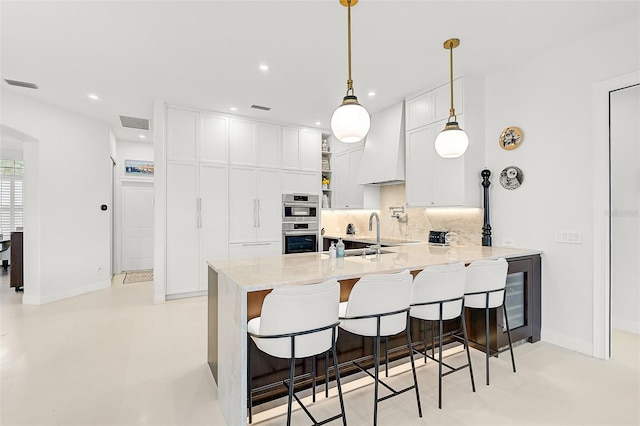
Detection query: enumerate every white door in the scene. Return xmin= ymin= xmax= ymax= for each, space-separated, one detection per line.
xmin=121 ymin=182 xmax=154 ymax=271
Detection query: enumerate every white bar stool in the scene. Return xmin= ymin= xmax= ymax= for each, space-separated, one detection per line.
xmin=247 ymin=279 xmax=346 ymax=426
xmin=410 ymin=262 xmax=475 ymax=409
xmin=338 ymin=270 xmax=422 ymax=426
xmin=464 ymin=258 xmax=516 ymax=385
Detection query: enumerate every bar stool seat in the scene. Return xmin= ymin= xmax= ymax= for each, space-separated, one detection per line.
xmin=464 ymin=258 xmax=516 ymax=385
xmin=338 ymin=269 xmax=422 ymax=426
xmin=247 ymin=279 xmax=346 ymax=426
xmin=410 ymin=262 xmax=475 ymax=409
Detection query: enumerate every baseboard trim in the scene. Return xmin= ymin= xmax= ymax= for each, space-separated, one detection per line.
xmin=541 ymin=329 xmax=593 ymax=357
xmin=23 ymin=279 xmax=111 ymax=305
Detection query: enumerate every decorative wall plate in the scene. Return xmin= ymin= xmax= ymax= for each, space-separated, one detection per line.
xmin=499 ymin=166 xmax=524 ymax=190
xmin=499 ymin=126 xmax=523 ymax=150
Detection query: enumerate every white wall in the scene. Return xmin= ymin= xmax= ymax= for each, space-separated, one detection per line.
xmin=113 ymin=139 xmax=154 ymax=273
xmin=1 ymin=91 xmax=112 ymax=304
xmin=485 ymin=17 xmax=640 ymax=355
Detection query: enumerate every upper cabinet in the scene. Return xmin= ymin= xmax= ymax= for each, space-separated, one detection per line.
xmin=201 ymin=113 xmax=228 ymax=163
xmin=282 ymin=127 xmax=321 ymax=172
xmin=406 ymin=77 xmax=463 ymax=131
xmin=229 ymin=119 xmax=282 ymax=168
xmin=333 ymin=145 xmax=380 ymax=209
xmin=405 ymin=74 xmax=485 ymax=207
xmin=166 ymin=107 xmax=198 ymax=161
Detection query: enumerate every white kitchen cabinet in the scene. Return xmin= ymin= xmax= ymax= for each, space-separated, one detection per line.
xmin=198 ymin=164 xmax=228 ymax=289
xmin=229 ymin=167 xmax=281 ymax=244
xmin=333 ymin=147 xmax=380 ymax=209
xmin=229 ymin=119 xmax=281 ymax=168
xmin=283 ymin=171 xmax=319 ymax=195
xmin=406 ymin=121 xmax=464 ymax=207
xmin=201 ymin=113 xmax=228 ymax=163
xmin=229 ymin=241 xmax=281 ymax=259
xmin=166 ymin=162 xmax=199 ymax=295
xmin=406 ymin=77 xmax=462 ymax=131
xmin=282 ymin=127 xmax=321 ymax=172
xmin=165 ymin=162 xmax=228 ymax=295
xmin=404 ymin=74 xmax=484 ymax=207
xmin=166 ymin=107 xmax=198 ymax=161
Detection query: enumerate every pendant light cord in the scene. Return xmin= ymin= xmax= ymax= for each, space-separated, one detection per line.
xmin=448 ymin=40 xmax=455 ymax=118
xmin=346 ymin=0 xmax=353 ymax=96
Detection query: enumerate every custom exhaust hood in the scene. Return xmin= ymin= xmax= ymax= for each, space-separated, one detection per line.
xmin=357 ymin=101 xmax=405 ymax=185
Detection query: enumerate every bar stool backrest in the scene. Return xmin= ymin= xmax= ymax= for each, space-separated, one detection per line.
xmin=464 ymin=258 xmax=508 ymax=309
xmin=341 ymin=270 xmax=412 ymax=337
xmin=254 ymin=279 xmax=340 ymax=359
xmin=410 ymin=262 xmax=466 ymax=320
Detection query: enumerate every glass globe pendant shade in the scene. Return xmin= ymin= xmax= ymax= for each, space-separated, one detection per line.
xmin=331 ymin=95 xmax=371 ymax=143
xmin=434 ymin=121 xmax=469 ymax=158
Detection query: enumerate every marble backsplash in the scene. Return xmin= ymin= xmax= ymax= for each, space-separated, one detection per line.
xmin=321 ymin=184 xmax=484 ymax=246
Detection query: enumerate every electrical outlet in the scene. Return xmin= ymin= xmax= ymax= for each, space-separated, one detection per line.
xmin=555 ymin=231 xmax=582 ymax=244
xmin=503 ymin=238 xmax=515 ymax=247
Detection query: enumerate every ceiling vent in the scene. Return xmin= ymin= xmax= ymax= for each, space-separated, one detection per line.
xmin=4 ymin=79 xmax=38 ymax=89
xmin=250 ymin=104 xmax=271 ymax=111
xmin=119 ymin=115 xmax=150 ymax=130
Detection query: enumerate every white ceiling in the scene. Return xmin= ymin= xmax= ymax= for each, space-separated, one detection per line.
xmin=1 ymin=1 xmax=638 ymax=143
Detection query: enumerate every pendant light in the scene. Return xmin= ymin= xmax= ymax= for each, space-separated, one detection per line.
xmin=331 ymin=0 xmax=370 ymax=143
xmin=434 ymin=38 xmax=469 ymax=158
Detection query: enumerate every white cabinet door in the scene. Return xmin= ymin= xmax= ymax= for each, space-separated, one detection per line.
xmin=166 ymin=108 xmax=197 ymax=161
xmin=283 ymin=171 xmax=319 ymax=195
xmin=229 ymin=119 xmax=257 ymax=165
xmin=229 ymin=241 xmax=281 ymax=259
xmin=229 ymin=167 xmax=258 ymax=243
xmin=166 ymin=162 xmax=199 ymax=295
xmin=331 ymin=147 xmax=374 ymax=209
xmin=405 ymin=120 xmax=464 ymax=207
xmin=406 ymin=91 xmax=434 ymax=131
xmin=256 ymin=169 xmax=282 ymax=242
xmin=299 ymin=130 xmax=321 ymax=172
xmin=201 ymin=114 xmax=228 ymax=163
xmin=257 ymin=123 xmax=281 ymax=168
xmin=199 ymin=164 xmax=228 ymax=290
xmin=432 ymin=77 xmax=463 ymax=123
xmin=282 ymin=127 xmax=300 ymax=169
xmin=229 ymin=167 xmax=281 ymax=243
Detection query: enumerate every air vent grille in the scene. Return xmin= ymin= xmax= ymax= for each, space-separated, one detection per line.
xmin=250 ymin=104 xmax=271 ymax=111
xmin=4 ymin=79 xmax=38 ymax=89
xmin=119 ymin=115 xmax=150 ymax=130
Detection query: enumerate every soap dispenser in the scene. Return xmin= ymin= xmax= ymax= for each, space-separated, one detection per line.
xmin=329 ymin=241 xmax=336 ymax=258
xmin=336 ymin=238 xmax=345 ymax=258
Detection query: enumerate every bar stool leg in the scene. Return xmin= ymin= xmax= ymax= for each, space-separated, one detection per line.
xmin=373 ymin=326 xmax=381 ymax=426
xmin=406 ymin=314 xmax=422 ymax=417
xmin=422 ymin=320 xmax=428 ymax=363
xmin=331 ymin=329 xmax=348 ymax=426
xmin=385 ymin=337 xmax=389 ymax=377
xmin=461 ymin=312 xmax=476 ymax=392
xmin=247 ymin=337 xmax=253 ymax=424
xmin=287 ymin=336 xmax=296 ymax=426
xmin=485 ymin=303 xmax=490 ymax=386
xmin=438 ymin=315 xmax=444 ymax=409
xmin=503 ymin=304 xmax=517 ymax=373
xmin=325 ymin=351 xmax=330 ymax=398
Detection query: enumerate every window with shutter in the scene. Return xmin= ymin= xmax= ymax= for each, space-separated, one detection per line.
xmin=0 ymin=160 xmax=24 ymax=236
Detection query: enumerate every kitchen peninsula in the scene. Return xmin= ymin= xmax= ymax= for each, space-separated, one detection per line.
xmin=208 ymin=244 xmax=541 ymax=426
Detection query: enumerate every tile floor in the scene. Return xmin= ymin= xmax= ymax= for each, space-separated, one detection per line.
xmin=1 ymin=271 xmax=638 ymax=425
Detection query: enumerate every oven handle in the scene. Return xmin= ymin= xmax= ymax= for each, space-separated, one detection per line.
xmin=283 ymin=231 xmax=319 ymax=237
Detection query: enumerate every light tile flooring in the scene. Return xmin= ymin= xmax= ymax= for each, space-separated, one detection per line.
xmin=1 ymin=271 xmax=638 ymax=426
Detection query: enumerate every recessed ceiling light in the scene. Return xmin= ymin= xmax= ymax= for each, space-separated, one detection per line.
xmin=138 ymin=134 xmax=146 ymax=139
xmin=230 ymin=107 xmax=237 ymax=111
xmin=259 ymin=64 xmax=269 ymax=71
xmin=368 ymin=91 xmax=376 ymax=97
xmin=87 ymin=93 xmax=100 ymax=100
xmin=315 ymin=121 xmax=321 ymax=126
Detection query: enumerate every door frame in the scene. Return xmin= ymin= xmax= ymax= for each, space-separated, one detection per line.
xmin=592 ymin=70 xmax=640 ymax=360
xmin=120 ymin=179 xmax=154 ymax=272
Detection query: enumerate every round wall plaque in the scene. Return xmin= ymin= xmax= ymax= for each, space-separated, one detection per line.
xmin=499 ymin=126 xmax=523 ymax=150
xmin=499 ymin=166 xmax=524 ymax=190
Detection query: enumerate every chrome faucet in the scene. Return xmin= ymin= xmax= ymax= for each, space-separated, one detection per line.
xmin=369 ymin=212 xmax=381 ymax=253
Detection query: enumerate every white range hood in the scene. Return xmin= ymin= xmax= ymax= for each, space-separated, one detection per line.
xmin=357 ymin=101 xmax=405 ymax=185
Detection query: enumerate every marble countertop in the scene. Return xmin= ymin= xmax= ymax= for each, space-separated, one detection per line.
xmin=208 ymin=244 xmax=542 ymax=292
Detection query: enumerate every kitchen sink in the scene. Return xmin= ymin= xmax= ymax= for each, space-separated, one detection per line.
xmin=343 ymin=248 xmax=395 ymax=257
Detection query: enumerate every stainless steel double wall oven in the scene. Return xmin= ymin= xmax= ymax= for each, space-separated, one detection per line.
xmin=282 ymin=193 xmax=319 ymax=254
